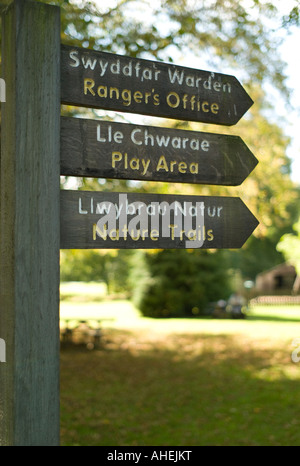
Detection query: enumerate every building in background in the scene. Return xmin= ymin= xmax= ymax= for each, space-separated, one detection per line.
xmin=255 ymin=263 xmax=299 ymax=297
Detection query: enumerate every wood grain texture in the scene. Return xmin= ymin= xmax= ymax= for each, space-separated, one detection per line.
xmin=60 ymin=190 xmax=259 ymax=250
xmin=0 ymin=0 xmax=60 ymax=446
xmin=60 ymin=117 xmax=258 ymax=185
xmin=61 ymin=44 xmax=253 ymax=126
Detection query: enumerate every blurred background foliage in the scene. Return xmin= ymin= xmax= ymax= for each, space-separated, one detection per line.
xmin=39 ymin=0 xmax=300 ymax=316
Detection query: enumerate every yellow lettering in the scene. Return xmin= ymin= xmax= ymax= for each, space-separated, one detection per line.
xmin=93 ymin=223 xmax=107 ymax=240
xmin=166 ymin=92 xmax=180 ymax=108
xmin=153 ymin=93 xmax=160 ymax=106
xmin=122 ymin=225 xmax=128 ymax=240
xmin=130 ymin=158 xmax=140 ymax=170
xmin=145 ymin=91 xmax=151 ymax=104
xmin=187 ymin=230 xmax=196 ymax=240
xmin=156 ymin=155 xmax=169 ymax=172
xmin=130 ymin=230 xmax=141 ymax=241
xmin=142 ymin=229 xmax=148 ymax=240
xmin=170 ymin=161 xmax=177 ymax=172
xmin=169 ymin=224 xmax=177 ymax=240
xmin=109 ymin=87 xmax=119 ymax=99
xmin=207 ymin=229 xmax=214 ymax=241
xmin=190 ymin=163 xmax=199 ymax=174
xmin=178 ymin=162 xmax=187 ymax=173
xmin=134 ymin=91 xmax=143 ymax=103
xmin=199 ymin=226 xmax=206 ymax=242
xmin=211 ymin=103 xmax=219 ymax=114
xmin=150 ymin=229 xmax=159 ymax=241
xmin=109 ymin=229 xmax=119 ymax=240
xmin=112 ymin=151 xmax=122 ymax=167
xmin=202 ymin=101 xmax=209 ymax=112
xmin=97 ymin=85 xmax=107 ymax=98
xmin=122 ymin=89 xmax=131 ymax=106
xmin=84 ymin=78 xmax=95 ymax=96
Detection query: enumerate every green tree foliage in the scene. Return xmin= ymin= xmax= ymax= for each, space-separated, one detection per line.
xmin=131 ymin=249 xmax=233 ymax=317
xmin=210 ymin=87 xmax=300 ymax=279
xmin=277 ymin=219 xmax=300 ymax=277
xmin=42 ymin=0 xmax=300 ymax=99
xmin=40 ymin=0 xmax=300 ymax=301
xmin=55 ymin=0 xmax=300 ymax=240
xmin=139 ymin=87 xmax=299 ymax=234
xmin=60 ymin=249 xmax=132 ymax=293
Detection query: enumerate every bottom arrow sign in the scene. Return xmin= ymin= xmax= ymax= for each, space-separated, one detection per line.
xmin=60 ymin=190 xmax=259 ymax=250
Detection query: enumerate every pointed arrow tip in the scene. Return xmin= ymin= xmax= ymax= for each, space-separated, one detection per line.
xmin=239 ymin=200 xmax=259 ymax=247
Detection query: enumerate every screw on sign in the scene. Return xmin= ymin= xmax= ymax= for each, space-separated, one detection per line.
xmin=61 ymin=45 xmax=253 ymax=126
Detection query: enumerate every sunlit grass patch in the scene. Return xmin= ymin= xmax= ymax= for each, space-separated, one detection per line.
xmin=60 ymin=281 xmax=107 ymax=302
xmin=60 ymin=282 xmax=300 ymax=446
xmin=60 ymin=329 xmax=300 ymax=446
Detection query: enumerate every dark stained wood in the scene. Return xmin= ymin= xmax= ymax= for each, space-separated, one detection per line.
xmin=61 ymin=117 xmax=258 ymax=186
xmin=60 ymin=190 xmax=259 ymax=250
xmin=0 ymin=0 xmax=60 ymax=446
xmin=61 ymin=44 xmax=253 ymax=126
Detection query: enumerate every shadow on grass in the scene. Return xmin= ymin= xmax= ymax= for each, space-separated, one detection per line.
xmin=60 ymin=330 xmax=300 ymax=447
xmin=247 ymin=314 xmax=300 ymax=323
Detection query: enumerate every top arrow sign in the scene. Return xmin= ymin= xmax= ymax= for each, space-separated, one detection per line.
xmin=61 ymin=45 xmax=253 ymax=126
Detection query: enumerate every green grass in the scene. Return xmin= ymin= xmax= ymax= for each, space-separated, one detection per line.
xmin=60 ymin=282 xmax=300 ymax=446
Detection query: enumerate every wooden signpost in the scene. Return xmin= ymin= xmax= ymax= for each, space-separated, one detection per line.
xmin=61 ymin=117 xmax=258 ymax=186
xmin=61 ymin=44 xmax=253 ymax=126
xmin=60 ymin=191 xmax=259 ymax=250
xmin=0 ymin=0 xmax=60 ymax=446
xmin=1 ymin=0 xmax=259 ymax=447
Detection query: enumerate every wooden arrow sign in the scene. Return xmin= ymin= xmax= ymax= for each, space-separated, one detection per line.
xmin=61 ymin=45 xmax=253 ymax=126
xmin=60 ymin=117 xmax=258 ymax=186
xmin=60 ymin=190 xmax=259 ymax=250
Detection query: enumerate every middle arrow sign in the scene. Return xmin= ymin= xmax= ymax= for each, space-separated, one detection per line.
xmin=61 ymin=117 xmax=258 ymax=186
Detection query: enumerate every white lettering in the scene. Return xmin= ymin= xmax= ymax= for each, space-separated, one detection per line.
xmin=78 ymin=197 xmax=88 ymax=214
xmin=82 ymin=56 xmax=97 ymax=70
xmin=92 ymin=194 xmax=217 ymax=248
xmin=69 ymin=50 xmax=80 ymax=67
xmin=99 ymin=60 xmax=108 ymax=76
xmin=129 ymin=128 xmax=210 ymax=152
xmin=168 ymin=68 xmax=184 ymax=84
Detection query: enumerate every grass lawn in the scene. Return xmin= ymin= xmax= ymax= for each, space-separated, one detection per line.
xmin=60 ymin=282 xmax=300 ymax=446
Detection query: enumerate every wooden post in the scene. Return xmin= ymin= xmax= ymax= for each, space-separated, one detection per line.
xmin=0 ymin=0 xmax=60 ymax=446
